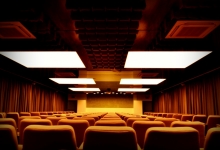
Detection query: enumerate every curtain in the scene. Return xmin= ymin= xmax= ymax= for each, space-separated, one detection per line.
xmin=0 ymin=71 xmax=67 ymax=112
xmin=153 ymin=69 xmax=220 ymax=115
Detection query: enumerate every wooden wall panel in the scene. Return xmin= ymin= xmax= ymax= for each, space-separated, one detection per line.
xmin=87 ymin=94 xmax=133 ymax=108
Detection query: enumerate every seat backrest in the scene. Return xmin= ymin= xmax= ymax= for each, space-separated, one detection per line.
xmin=47 ymin=112 xmax=53 ymax=115
xmin=83 ymin=126 xmax=139 ymax=150
xmin=0 ymin=112 xmax=6 ymax=118
xmin=6 ymin=112 xmax=19 ymax=129
xmin=18 ymin=116 xmax=41 ymax=131
xmin=126 ymin=118 xmax=149 ymax=127
xmin=132 ymin=121 xmax=165 ymax=149
xmin=58 ymin=119 xmax=89 ymax=147
xmin=154 ymin=118 xmax=179 ymax=127
xmin=22 ymin=125 xmax=78 ymax=150
xmin=83 ymin=116 xmax=99 ymax=122
xmin=162 ymin=113 xmax=167 ymax=118
xmin=39 ymin=112 xmax=48 ymax=115
xmin=206 ymin=115 xmax=220 ymax=131
xmin=143 ymin=127 xmax=200 ymax=150
xmin=204 ymin=127 xmax=220 ymax=150
xmin=147 ymin=116 xmax=156 ymax=121
xmin=19 ymin=119 xmax=52 ymax=144
xmin=181 ymin=114 xmax=194 ymax=121
xmin=166 ymin=113 xmax=173 ymax=118
xmin=73 ymin=117 xmax=95 ymax=126
xmin=0 ymin=118 xmax=17 ymax=130
xmin=124 ymin=116 xmax=140 ymax=122
xmin=95 ymin=120 xmax=126 ymax=126
xmin=171 ymin=121 xmax=205 ymax=148
xmin=0 ymin=124 xmax=19 ymax=150
xmin=40 ymin=115 xmax=55 ymax=119
xmin=19 ymin=112 xmax=31 ymax=116
xmin=100 ymin=117 xmax=121 ymax=120
xmin=172 ymin=114 xmax=182 ymax=120
xmin=192 ymin=115 xmax=207 ymax=124
xmin=46 ymin=117 xmax=66 ymax=125
xmin=30 ymin=112 xmax=40 ymax=116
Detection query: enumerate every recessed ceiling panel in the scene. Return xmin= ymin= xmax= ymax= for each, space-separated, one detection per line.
xmin=69 ymin=88 xmax=100 ymax=91
xmin=124 ymin=51 xmax=212 ymax=68
xmin=120 ymin=79 xmax=166 ymax=85
xmin=49 ymin=78 xmax=95 ymax=84
xmin=118 ymin=88 xmax=149 ymax=92
xmin=0 ymin=51 xmax=85 ymax=68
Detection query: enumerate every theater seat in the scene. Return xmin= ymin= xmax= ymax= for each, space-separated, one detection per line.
xmin=18 ymin=116 xmax=41 ymax=131
xmin=46 ymin=117 xmax=66 ymax=125
xmin=126 ymin=118 xmax=149 ymax=127
xmin=154 ymin=118 xmax=179 ymax=127
xmin=132 ymin=121 xmax=165 ymax=149
xmin=181 ymin=114 xmax=194 ymax=121
xmin=0 ymin=118 xmax=17 ymax=131
xmin=192 ymin=115 xmax=207 ymax=124
xmin=171 ymin=121 xmax=205 ymax=148
xmin=19 ymin=112 xmax=31 ymax=116
xmin=81 ymin=126 xmax=141 ymax=150
xmin=206 ymin=115 xmax=220 ymax=131
xmin=6 ymin=112 xmax=19 ymax=130
xmin=73 ymin=117 xmax=95 ymax=126
xmin=58 ymin=119 xmax=89 ymax=147
xmin=143 ymin=127 xmax=200 ymax=150
xmin=0 ymin=124 xmax=22 ymax=150
xmin=19 ymin=119 xmax=52 ymax=144
xmin=30 ymin=112 xmax=40 ymax=116
xmin=202 ymin=127 xmax=220 ymax=150
xmin=95 ymin=120 xmax=126 ymax=126
xmin=22 ymin=125 xmax=78 ymax=150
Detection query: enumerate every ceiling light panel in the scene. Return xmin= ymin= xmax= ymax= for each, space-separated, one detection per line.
xmin=49 ymin=78 xmax=96 ymax=84
xmin=69 ymin=88 xmax=100 ymax=91
xmin=0 ymin=51 xmax=85 ymax=68
xmin=124 ymin=51 xmax=212 ymax=68
xmin=120 ymin=79 xmax=166 ymax=85
xmin=118 ymin=88 xmax=149 ymax=92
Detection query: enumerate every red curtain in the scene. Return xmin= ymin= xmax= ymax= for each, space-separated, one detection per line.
xmin=153 ymin=69 xmax=220 ymax=115
xmin=0 ymin=72 xmax=67 ymax=112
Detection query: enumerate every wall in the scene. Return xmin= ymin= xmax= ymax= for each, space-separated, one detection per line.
xmin=86 ymin=94 xmax=134 ymax=113
xmin=68 ymin=92 xmax=152 ymax=114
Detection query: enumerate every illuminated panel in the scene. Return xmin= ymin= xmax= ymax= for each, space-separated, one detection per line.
xmin=49 ymin=78 xmax=96 ymax=84
xmin=0 ymin=51 xmax=85 ymax=68
xmin=120 ymin=79 xmax=165 ymax=85
xmin=125 ymin=51 xmax=212 ymax=68
xmin=69 ymin=88 xmax=100 ymax=91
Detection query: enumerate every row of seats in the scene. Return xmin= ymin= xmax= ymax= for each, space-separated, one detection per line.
xmin=144 ymin=112 xmax=208 ymax=123
xmin=118 ymin=112 xmax=220 ymax=131
xmin=0 ymin=124 xmax=219 ymax=150
xmin=1 ymin=112 xmax=220 ymax=149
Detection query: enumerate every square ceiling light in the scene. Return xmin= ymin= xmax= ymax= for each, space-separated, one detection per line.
xmin=0 ymin=51 xmax=85 ymax=68
xmin=69 ymin=88 xmax=100 ymax=91
xmin=49 ymin=78 xmax=96 ymax=84
xmin=124 ymin=51 xmax=212 ymax=68
xmin=118 ymin=88 xmax=149 ymax=92
xmin=120 ymin=79 xmax=165 ymax=85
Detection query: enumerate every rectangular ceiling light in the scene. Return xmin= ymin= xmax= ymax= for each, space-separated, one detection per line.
xmin=124 ymin=51 xmax=212 ymax=68
xmin=118 ymin=88 xmax=149 ymax=92
xmin=69 ymin=88 xmax=100 ymax=91
xmin=120 ymin=79 xmax=165 ymax=85
xmin=49 ymin=78 xmax=96 ymax=84
xmin=0 ymin=51 xmax=85 ymax=68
